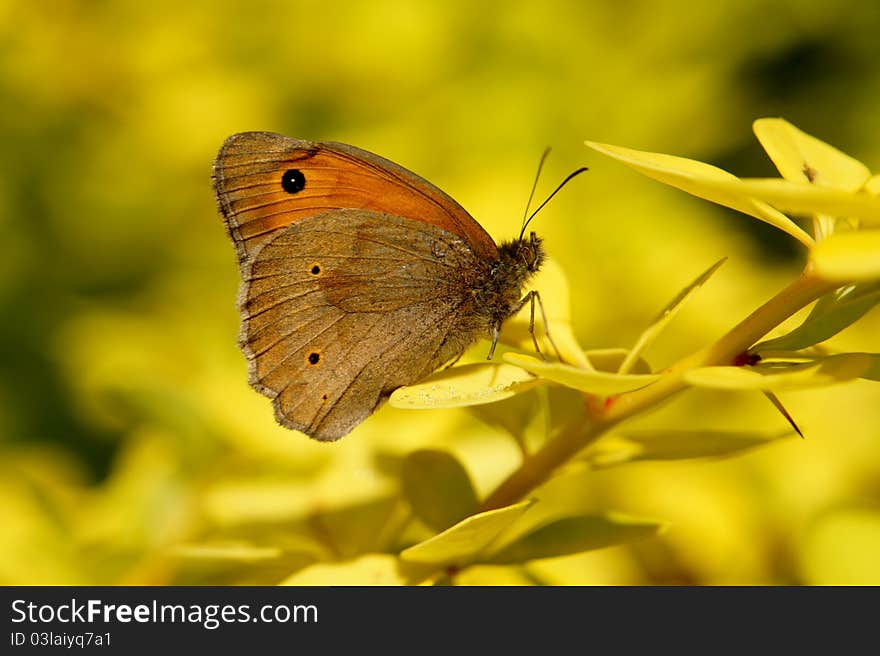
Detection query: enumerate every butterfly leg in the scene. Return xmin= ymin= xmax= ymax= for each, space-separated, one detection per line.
xmin=496 ymin=291 xmax=544 ymax=359
xmin=523 ymin=292 xmax=544 ymax=359
xmin=487 ymin=324 xmax=501 ymax=360
xmin=530 ymin=290 xmax=562 ymax=362
xmin=488 ymin=292 xmax=532 ymax=360
xmin=487 ymin=291 xmax=562 ymax=361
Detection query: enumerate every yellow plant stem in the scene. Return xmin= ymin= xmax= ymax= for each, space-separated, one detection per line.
xmin=480 ymin=266 xmax=841 ymax=511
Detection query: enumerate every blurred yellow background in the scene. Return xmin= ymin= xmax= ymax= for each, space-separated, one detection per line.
xmin=2 ymin=0 xmax=879 ymax=585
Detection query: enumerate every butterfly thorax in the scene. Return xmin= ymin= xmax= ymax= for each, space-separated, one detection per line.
xmin=482 ymin=232 xmax=544 ymax=323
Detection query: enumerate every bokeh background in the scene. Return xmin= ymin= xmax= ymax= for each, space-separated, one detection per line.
xmin=2 ymin=0 xmax=880 ymax=585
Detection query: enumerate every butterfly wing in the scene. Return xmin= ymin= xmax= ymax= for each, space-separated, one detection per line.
xmin=212 ymin=132 xmax=499 ymax=271
xmin=240 ymin=208 xmax=488 ymax=441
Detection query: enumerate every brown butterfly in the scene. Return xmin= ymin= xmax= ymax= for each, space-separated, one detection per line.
xmin=212 ymin=132 xmax=584 ymax=441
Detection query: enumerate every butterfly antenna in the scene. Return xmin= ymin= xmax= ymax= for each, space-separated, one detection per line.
xmin=518 ymin=166 xmax=590 ymax=242
xmin=520 ymin=147 xmax=552 ymax=237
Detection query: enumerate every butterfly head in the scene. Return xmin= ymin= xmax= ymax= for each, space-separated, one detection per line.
xmin=496 ymin=231 xmax=544 ymax=288
xmin=517 ymin=231 xmax=544 ymax=273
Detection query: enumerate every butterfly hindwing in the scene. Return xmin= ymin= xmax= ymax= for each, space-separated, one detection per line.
xmin=239 ymin=209 xmax=489 ymax=441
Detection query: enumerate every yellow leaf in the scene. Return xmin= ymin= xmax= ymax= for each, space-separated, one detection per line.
xmin=388 ymin=362 xmax=543 ymax=409
xmin=683 ymin=353 xmax=880 ymax=391
xmin=619 ymin=257 xmax=726 ymax=374
xmin=402 ymin=450 xmax=479 ymax=532
xmin=466 ymin=387 xmax=548 ymax=450
xmin=585 ymin=140 xmax=814 ymax=247
xmin=753 ymin=118 xmax=871 ymax=190
xmin=810 ymin=230 xmax=880 ymax=281
xmin=755 ymin=282 xmax=880 ymax=353
xmin=487 ymin=513 xmax=664 ymax=564
xmin=400 ymin=500 xmax=533 ymax=568
xmin=281 ymin=554 xmax=406 ymax=586
xmin=866 ymin=174 xmax=880 ymax=196
xmin=584 ymin=429 xmax=794 ymax=468
xmin=585 ymin=348 xmax=652 ymax=374
xmin=504 ymin=353 xmax=659 ymax=394
xmin=691 ymin=178 xmax=880 ymax=226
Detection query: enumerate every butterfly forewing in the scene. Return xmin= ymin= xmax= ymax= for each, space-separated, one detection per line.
xmin=213 ymin=132 xmax=499 ymax=271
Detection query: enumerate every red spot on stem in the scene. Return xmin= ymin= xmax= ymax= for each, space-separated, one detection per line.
xmin=733 ymin=351 xmax=762 ymax=367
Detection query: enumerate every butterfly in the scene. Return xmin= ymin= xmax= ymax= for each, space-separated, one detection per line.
xmin=212 ymin=132 xmax=582 ymax=441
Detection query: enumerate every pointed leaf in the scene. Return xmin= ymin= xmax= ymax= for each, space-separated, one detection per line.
xmin=812 ymin=212 xmax=837 ymax=242
xmin=586 ymin=348 xmax=652 ymax=374
xmin=753 ymin=118 xmax=871 ymax=190
xmin=402 ymin=450 xmax=480 ymax=532
xmin=585 ymin=140 xmax=814 ymax=247
xmin=314 ymin=496 xmax=400 ymax=559
xmin=762 ymin=390 xmax=804 ymax=438
xmin=466 ymin=388 xmax=545 ymax=447
xmin=585 ymin=429 xmax=796 ymax=467
xmin=281 ymin=554 xmax=406 ymax=586
xmin=470 ymin=386 xmax=591 ymax=457
xmin=504 ymin=353 xmax=660 ymax=394
xmin=619 ymin=257 xmax=726 ymax=374
xmin=691 ymin=178 xmax=880 ymax=226
xmin=389 ymin=362 xmax=542 ymax=409
xmin=488 ymin=513 xmax=664 ymax=564
xmin=684 ymin=353 xmax=880 ymax=391
xmin=756 ymin=282 xmax=880 ymax=352
xmin=810 ymin=230 xmax=880 ymax=281
xmin=400 ymin=500 xmax=533 ymax=568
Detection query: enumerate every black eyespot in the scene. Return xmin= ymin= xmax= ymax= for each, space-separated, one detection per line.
xmin=308 ymin=352 xmax=320 ymax=365
xmin=311 ymin=265 xmax=321 ymax=275
xmin=281 ymin=169 xmax=306 ymax=194
xmin=321 ymin=394 xmax=328 ymax=400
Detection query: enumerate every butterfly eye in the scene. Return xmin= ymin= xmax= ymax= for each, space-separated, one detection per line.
xmin=281 ymin=169 xmax=306 ymax=194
